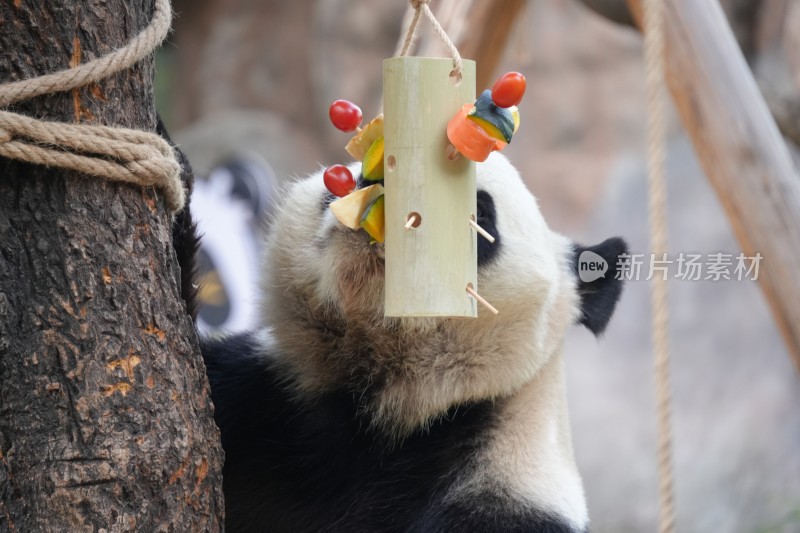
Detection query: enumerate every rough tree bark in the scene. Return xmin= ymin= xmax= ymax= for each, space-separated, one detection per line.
xmin=0 ymin=1 xmax=224 ymax=531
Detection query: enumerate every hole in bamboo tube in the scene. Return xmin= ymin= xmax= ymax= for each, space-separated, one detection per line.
xmin=387 ymin=155 xmax=397 ymax=171
xmin=405 ymin=212 xmax=422 ymax=230
xmin=448 ymin=69 xmax=462 ymax=86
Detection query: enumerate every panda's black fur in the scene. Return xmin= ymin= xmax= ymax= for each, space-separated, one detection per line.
xmin=201 ymin=333 xmax=578 ymax=532
xmin=163 ymin=127 xmax=626 ymax=533
xmin=158 ymin=117 xmax=201 ymax=320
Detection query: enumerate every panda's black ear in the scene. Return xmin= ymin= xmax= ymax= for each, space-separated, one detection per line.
xmin=572 ymin=237 xmax=628 ymax=336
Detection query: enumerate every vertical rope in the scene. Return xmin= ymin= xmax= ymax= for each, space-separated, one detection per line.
xmin=395 ymin=2 xmax=423 ymax=58
xmin=643 ymin=0 xmax=676 ymax=532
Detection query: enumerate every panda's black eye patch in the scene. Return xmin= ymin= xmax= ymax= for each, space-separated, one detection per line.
xmin=476 ymin=203 xmax=486 ymax=221
xmin=476 ymin=190 xmax=501 ymax=267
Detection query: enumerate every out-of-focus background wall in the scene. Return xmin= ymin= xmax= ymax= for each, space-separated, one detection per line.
xmin=159 ymin=1 xmax=800 ymax=531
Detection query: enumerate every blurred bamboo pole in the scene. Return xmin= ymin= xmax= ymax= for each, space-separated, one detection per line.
xmin=625 ymin=0 xmax=800 ymax=369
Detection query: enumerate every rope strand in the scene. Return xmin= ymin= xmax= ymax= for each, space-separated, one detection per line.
xmin=396 ymin=0 xmax=463 ymax=80
xmin=0 ymin=0 xmax=184 ymax=212
xmin=644 ymin=0 xmax=676 ymax=531
xmin=396 ymin=2 xmax=424 ymax=58
xmin=0 ymin=0 xmax=172 ymax=108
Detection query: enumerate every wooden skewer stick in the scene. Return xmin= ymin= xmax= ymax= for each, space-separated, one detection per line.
xmin=466 ymin=284 xmax=499 ymax=315
xmin=445 ymin=144 xmax=461 ymax=161
xmin=404 ymin=214 xmax=419 ymax=230
xmin=468 ymin=217 xmax=495 ymax=243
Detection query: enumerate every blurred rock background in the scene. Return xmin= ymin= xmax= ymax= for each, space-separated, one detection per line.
xmin=160 ymin=0 xmax=800 ymax=531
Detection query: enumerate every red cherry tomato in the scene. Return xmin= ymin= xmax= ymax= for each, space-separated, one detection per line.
xmin=329 ymin=100 xmax=363 ymax=132
xmin=491 ymin=72 xmax=526 ymax=108
xmin=323 ymin=164 xmax=356 ymax=197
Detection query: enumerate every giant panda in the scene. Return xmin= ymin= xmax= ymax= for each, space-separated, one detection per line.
xmin=198 ymin=152 xmax=627 ymax=532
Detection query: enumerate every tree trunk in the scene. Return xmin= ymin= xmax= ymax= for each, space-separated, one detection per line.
xmin=0 ymin=1 xmax=224 ymax=531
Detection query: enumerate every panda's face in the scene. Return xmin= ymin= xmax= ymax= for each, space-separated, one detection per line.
xmin=266 ymin=154 xmax=572 ymax=320
xmin=262 ymin=153 xmax=624 ymax=431
xmin=262 ymin=161 xmax=387 ymax=326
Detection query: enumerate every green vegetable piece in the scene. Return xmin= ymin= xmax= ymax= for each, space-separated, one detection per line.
xmin=360 ymin=194 xmax=385 ymax=243
xmin=469 ymin=90 xmax=515 ymax=143
xmin=362 ymin=136 xmax=385 ymax=181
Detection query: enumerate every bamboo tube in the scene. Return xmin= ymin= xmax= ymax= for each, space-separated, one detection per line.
xmin=383 ymin=57 xmax=478 ymax=317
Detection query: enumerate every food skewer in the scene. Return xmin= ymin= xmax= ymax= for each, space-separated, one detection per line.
xmin=327 ymin=66 xmax=524 ymax=317
xmin=445 ymin=72 xmax=526 ymax=163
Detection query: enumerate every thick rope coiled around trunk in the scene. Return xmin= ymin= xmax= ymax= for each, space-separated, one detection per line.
xmin=0 ymin=0 xmax=184 ymax=213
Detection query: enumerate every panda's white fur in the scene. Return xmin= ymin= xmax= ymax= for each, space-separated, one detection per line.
xmin=201 ymin=152 xmax=626 ymax=532
xmin=263 ymin=154 xmax=578 ymax=429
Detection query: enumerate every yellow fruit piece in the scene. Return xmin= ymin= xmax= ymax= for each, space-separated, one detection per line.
xmin=466 ymin=115 xmax=507 ymax=143
xmin=510 ymin=106 xmax=520 ymax=133
xmin=345 ymin=114 xmax=384 ymax=160
xmin=360 ymin=194 xmax=385 ymax=243
xmin=330 ymin=184 xmax=384 ymax=230
xmin=362 ymin=136 xmax=384 ymax=181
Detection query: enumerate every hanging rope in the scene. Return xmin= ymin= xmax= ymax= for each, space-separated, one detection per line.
xmin=0 ymin=0 xmax=184 ymax=213
xmin=643 ymin=0 xmax=676 ymax=531
xmin=395 ymin=0 xmax=463 ymax=80
xmin=393 ymin=3 xmax=419 ymax=58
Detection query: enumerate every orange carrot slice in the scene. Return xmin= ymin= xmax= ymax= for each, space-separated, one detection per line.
xmin=446 ymin=104 xmax=507 ymax=162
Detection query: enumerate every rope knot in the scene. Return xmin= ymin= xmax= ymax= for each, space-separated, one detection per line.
xmin=396 ymin=0 xmax=463 ymax=80
xmin=0 ymin=0 xmax=184 ymax=213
